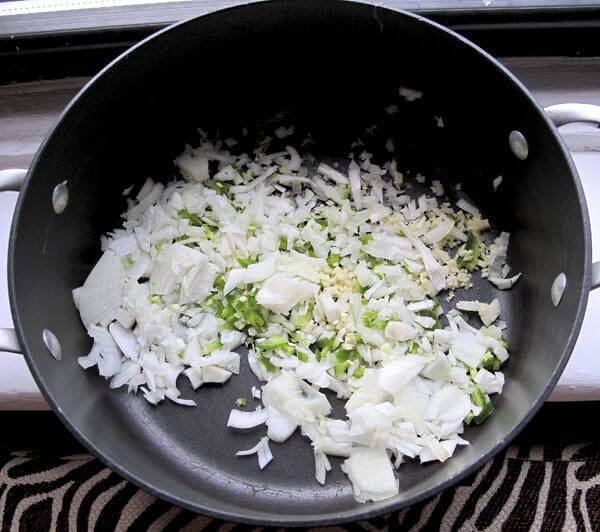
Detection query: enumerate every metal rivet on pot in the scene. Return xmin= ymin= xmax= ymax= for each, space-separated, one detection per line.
xmin=551 ymin=273 xmax=567 ymax=307
xmin=43 ymin=328 xmax=62 ymax=361
xmin=52 ymin=180 xmax=69 ymax=214
xmin=509 ymin=130 xmax=528 ymax=160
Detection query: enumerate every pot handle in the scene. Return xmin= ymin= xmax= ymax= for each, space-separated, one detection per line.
xmin=0 ymin=169 xmax=26 ymax=353
xmin=545 ymin=103 xmax=600 ymax=128
xmin=0 ymin=328 xmax=20 ymax=353
xmin=593 ymin=263 xmax=600 ymax=292
xmin=545 ymin=103 xmax=600 ymax=291
xmin=0 ymin=168 xmax=27 ymax=191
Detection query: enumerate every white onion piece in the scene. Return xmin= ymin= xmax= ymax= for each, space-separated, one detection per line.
xmin=456 ymin=298 xmax=501 ymax=327
xmin=422 ymin=218 xmax=454 ymax=245
xmin=341 ymin=448 xmax=399 ymax=502
xmin=175 ymin=150 xmax=209 ymax=182
xmin=227 ymin=407 xmax=269 ymax=429
xmin=165 ymin=389 xmax=197 ymax=407
xmin=76 ymin=251 xmax=124 ymax=328
xmin=236 ymin=436 xmax=273 ymax=469
xmin=201 ymin=366 xmax=233 ymax=383
xmin=108 ymin=322 xmax=138 ymax=360
xmin=348 ymin=160 xmax=363 ymax=210
xmin=377 ymin=356 xmax=429 ymax=395
xmin=256 ymin=272 xmax=316 ymax=315
xmin=316 ymin=162 xmax=349 ymax=185
xmin=489 ymin=274 xmax=521 ymax=290
xmin=314 ymin=450 xmax=332 ymax=485
xmin=285 ymin=146 xmax=302 ymax=172
xmin=265 ymin=404 xmax=298 ymax=442
xmin=86 ymin=325 xmax=122 ymax=377
xmin=399 ymin=86 xmax=423 ymax=101
xmin=456 ymin=198 xmax=480 ymax=217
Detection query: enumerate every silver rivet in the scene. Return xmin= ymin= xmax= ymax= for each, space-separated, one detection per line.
xmin=52 ymin=180 xmax=69 ymax=214
xmin=42 ymin=329 xmax=62 ymax=361
xmin=551 ymin=273 xmax=567 ymax=307
xmin=509 ymin=130 xmax=528 ymax=160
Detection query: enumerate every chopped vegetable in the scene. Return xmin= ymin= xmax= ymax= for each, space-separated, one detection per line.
xmin=456 ymin=231 xmax=481 ymax=272
xmin=235 ymin=436 xmax=273 ymax=469
xmin=227 ymin=406 xmax=269 ymax=429
xmin=236 ymin=397 xmax=247 ymax=407
xmin=74 ymin=124 xmax=516 ymax=504
xmin=341 ymin=448 xmax=399 ymax=502
xmin=470 ymin=388 xmax=494 ymax=425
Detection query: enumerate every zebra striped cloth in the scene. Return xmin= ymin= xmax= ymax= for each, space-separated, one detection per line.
xmin=1 ymin=442 xmax=599 ymax=531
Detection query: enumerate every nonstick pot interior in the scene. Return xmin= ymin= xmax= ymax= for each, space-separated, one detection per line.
xmin=9 ymin=1 xmax=591 ymax=524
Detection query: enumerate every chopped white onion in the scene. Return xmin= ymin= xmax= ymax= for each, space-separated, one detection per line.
xmin=341 ymin=448 xmax=399 ymax=502
xmin=76 ymin=251 xmax=124 ymax=328
xmin=74 ymin=126 xmax=516 ymax=505
xmin=236 ymin=436 xmax=273 ymax=469
xmin=227 ymin=407 xmax=269 ymax=429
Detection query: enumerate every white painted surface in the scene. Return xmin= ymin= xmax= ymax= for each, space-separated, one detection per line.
xmin=548 ymin=152 xmax=600 ymax=401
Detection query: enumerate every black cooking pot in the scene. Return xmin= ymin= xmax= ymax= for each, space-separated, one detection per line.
xmin=1 ymin=0 xmax=599 ymax=525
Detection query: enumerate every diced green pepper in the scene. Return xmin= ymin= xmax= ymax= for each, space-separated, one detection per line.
xmin=217 ymin=304 xmax=236 ymax=320
xmin=333 ymin=363 xmax=347 ymax=376
xmin=237 ymin=257 xmax=258 ymax=268
xmin=204 ymin=294 xmax=221 ymax=308
xmin=247 ymin=223 xmax=258 ymax=236
xmin=407 ymin=341 xmax=420 ymax=354
xmin=456 ymin=231 xmax=481 ymax=272
xmin=471 ymin=388 xmax=494 ymax=424
xmin=314 ymin=218 xmax=328 ymax=230
xmin=295 ymin=303 xmax=314 ymax=327
xmin=178 ymin=209 xmax=202 ymax=226
xmin=213 ymin=277 xmax=226 ymax=291
xmin=296 ymin=351 xmax=309 ymax=363
xmin=317 ymin=336 xmax=336 ymax=350
xmin=202 ymin=338 xmax=223 ymax=355
xmin=334 ymin=350 xmax=351 ymax=362
xmin=482 ymin=351 xmax=501 ymax=371
xmin=243 ymin=309 xmax=266 ymax=329
xmin=327 ymin=253 xmax=341 ymax=268
xmin=203 ymin=226 xmax=216 ymax=242
xmin=256 ymin=335 xmax=289 ymax=351
xmin=353 ymin=282 xmax=367 ymax=295
xmin=353 ymin=365 xmax=365 ymax=379
xmin=209 ymin=181 xmax=228 ymax=195
xmin=259 ymin=355 xmax=278 ymax=373
xmin=280 ymin=344 xmax=296 ymax=356
xmin=362 ymin=310 xmax=378 ymax=328
xmin=289 ymin=331 xmax=308 ymax=346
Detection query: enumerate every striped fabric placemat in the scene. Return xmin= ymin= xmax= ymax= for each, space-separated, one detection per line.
xmin=1 ymin=441 xmax=599 ymax=530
